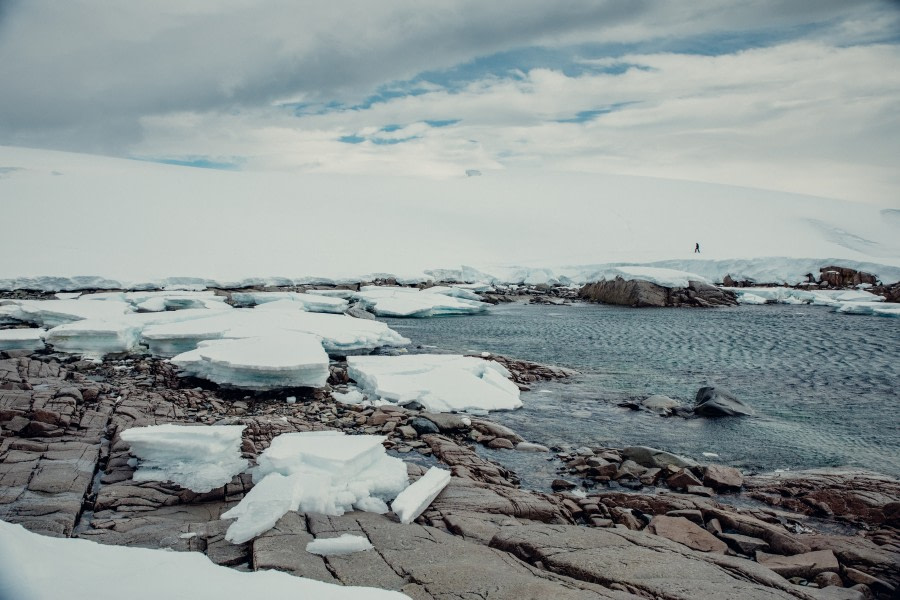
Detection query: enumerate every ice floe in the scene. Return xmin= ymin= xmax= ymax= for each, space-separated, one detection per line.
xmin=44 ymin=320 xmax=142 ymax=358
xmin=0 ymin=299 xmax=133 ymax=327
xmin=726 ymin=286 xmax=889 ymax=315
xmin=231 ymin=291 xmax=349 ymax=313
xmin=223 ymin=431 xmax=408 ymax=543
xmin=171 ymin=333 xmax=330 ymax=389
xmin=347 ymin=354 xmax=522 ymax=412
xmin=119 ymin=424 xmax=248 ymax=493
xmin=306 ymin=534 xmax=374 ymax=556
xmin=0 ymin=520 xmax=411 ymax=600
xmin=0 ymin=328 xmax=46 ymax=352
xmin=391 ymin=467 xmax=451 ymax=525
xmin=352 ymin=286 xmax=488 ymax=317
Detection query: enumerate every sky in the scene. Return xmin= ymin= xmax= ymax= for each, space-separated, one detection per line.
xmin=1 ymin=1 xmax=899 ymax=205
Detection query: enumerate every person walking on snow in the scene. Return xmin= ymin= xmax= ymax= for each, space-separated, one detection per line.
xmin=694 ymin=242 xmax=700 ymax=253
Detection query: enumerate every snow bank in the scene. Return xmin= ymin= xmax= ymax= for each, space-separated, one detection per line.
xmin=575 ymin=266 xmax=710 ymax=289
xmin=0 ymin=328 xmax=45 ymax=352
xmin=231 ymin=291 xmax=349 ymax=313
xmin=306 ymin=534 xmax=374 ymax=556
xmin=119 ymin=424 xmax=247 ymax=493
xmin=171 ymin=333 xmax=329 ymax=389
xmin=0 ymin=520 xmax=410 ymax=600
xmin=391 ymin=467 xmax=451 ymax=525
xmin=347 ymin=354 xmax=522 ymax=412
xmin=352 ymin=287 xmax=488 ymax=317
xmin=223 ymin=431 xmax=408 ymax=543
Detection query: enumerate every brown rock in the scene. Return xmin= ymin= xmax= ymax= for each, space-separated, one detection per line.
xmin=666 ymin=468 xmax=703 ymax=490
xmin=487 ymin=438 xmax=515 ymax=450
xmin=719 ymin=532 xmax=769 ymax=555
xmin=648 ymin=515 xmax=728 ymax=553
xmin=756 ymin=549 xmax=839 ymax=579
xmin=814 ymin=572 xmax=844 ymax=588
xmin=704 ymin=464 xmax=743 ymax=490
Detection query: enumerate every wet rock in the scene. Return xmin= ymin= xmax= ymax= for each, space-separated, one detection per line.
xmin=487 ymin=438 xmax=515 ymax=450
xmin=515 ymin=442 xmax=549 ymax=452
xmin=648 ymin=515 xmax=729 ymax=553
xmin=694 ymin=386 xmax=755 ymax=417
xmin=552 ymin=479 xmax=577 ymax=492
xmin=639 ymin=394 xmax=681 ymax=416
xmin=419 ymin=412 xmax=470 ymax=432
xmin=621 ymin=446 xmax=697 ymax=469
xmin=408 ymin=417 xmax=440 ymax=436
xmin=666 ymin=468 xmax=703 ymax=490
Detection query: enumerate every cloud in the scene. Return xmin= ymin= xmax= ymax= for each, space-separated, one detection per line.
xmin=0 ymin=1 xmax=897 ymax=203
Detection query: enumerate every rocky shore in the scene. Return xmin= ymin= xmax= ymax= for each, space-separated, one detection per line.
xmin=2 ymin=349 xmax=897 ymax=600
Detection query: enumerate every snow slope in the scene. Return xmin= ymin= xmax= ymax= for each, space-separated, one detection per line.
xmin=1 ymin=146 xmax=898 ymax=288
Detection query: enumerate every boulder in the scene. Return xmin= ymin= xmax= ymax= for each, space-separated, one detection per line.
xmin=666 ymin=468 xmax=703 ymax=490
xmin=703 ymin=464 xmax=744 ymax=490
xmin=640 ymin=395 xmax=681 ymax=416
xmin=622 ymin=446 xmax=697 ymax=469
xmin=694 ymin=387 xmax=755 ymax=417
xmin=648 ymin=515 xmax=729 ymax=553
xmin=578 ymin=278 xmax=737 ymax=308
xmin=756 ymin=550 xmax=840 ymax=579
xmin=818 ymin=266 xmax=877 ymax=288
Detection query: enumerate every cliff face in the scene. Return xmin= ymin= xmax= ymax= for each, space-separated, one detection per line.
xmin=578 ymin=277 xmax=737 ymax=308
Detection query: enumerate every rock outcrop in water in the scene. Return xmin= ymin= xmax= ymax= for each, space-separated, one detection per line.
xmin=578 ymin=277 xmax=737 ymax=308
xmin=694 ymin=386 xmax=755 ymax=417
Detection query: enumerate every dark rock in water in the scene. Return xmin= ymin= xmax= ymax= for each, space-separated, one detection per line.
xmin=409 ymin=417 xmax=441 ymax=435
xmin=694 ymin=386 xmax=755 ymax=417
xmin=551 ymin=479 xmax=576 ymax=491
xmin=578 ymin=278 xmax=737 ymax=308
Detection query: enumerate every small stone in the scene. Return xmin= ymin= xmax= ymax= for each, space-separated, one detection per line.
xmin=397 ymin=425 xmax=417 ymax=440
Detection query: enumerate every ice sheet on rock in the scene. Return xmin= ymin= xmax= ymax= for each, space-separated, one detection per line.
xmin=305 ymin=289 xmax=356 ymax=299
xmin=353 ymin=287 xmax=488 ymax=317
xmin=171 ymin=333 xmax=329 ymax=389
xmin=119 ymin=424 xmax=247 ymax=493
xmin=45 ymin=320 xmax=142 ymax=358
xmin=347 ymin=354 xmax=522 ymax=412
xmin=231 ymin=291 xmax=349 ymax=313
xmin=391 ymin=467 xmax=451 ymax=525
xmin=224 ymin=432 xmax=408 ymax=543
xmin=0 ymin=299 xmax=133 ymax=327
xmin=0 ymin=328 xmax=46 ymax=351
xmin=0 ymin=521 xmax=411 ymax=600
xmin=306 ymin=534 xmax=374 ymax=556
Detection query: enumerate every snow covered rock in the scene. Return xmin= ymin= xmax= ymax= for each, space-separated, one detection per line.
xmin=119 ymin=424 xmax=248 ymax=493
xmin=171 ymin=333 xmax=329 ymax=389
xmin=352 ymin=286 xmax=488 ymax=317
xmin=223 ymin=431 xmax=408 ymax=543
xmin=347 ymin=354 xmax=522 ymax=412
xmin=0 ymin=328 xmax=46 ymax=352
xmin=0 ymin=520 xmax=410 ymax=600
xmin=306 ymin=534 xmax=374 ymax=556
xmin=391 ymin=467 xmax=451 ymax=524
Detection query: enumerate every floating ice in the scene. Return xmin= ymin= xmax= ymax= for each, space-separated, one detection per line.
xmin=306 ymin=534 xmax=374 ymax=556
xmin=223 ymin=432 xmax=408 ymax=543
xmin=734 ymin=293 xmax=768 ymax=305
xmin=231 ymin=291 xmax=349 ymax=313
xmin=347 ymin=354 xmax=522 ymax=412
xmin=391 ymin=467 xmax=451 ymax=525
xmin=352 ymin=286 xmax=488 ymax=317
xmin=119 ymin=424 xmax=247 ymax=493
xmin=0 ymin=328 xmax=46 ymax=352
xmin=171 ymin=333 xmax=329 ymax=389
xmin=0 ymin=520 xmax=411 ymax=600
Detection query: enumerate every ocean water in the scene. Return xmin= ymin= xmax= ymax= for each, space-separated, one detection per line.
xmin=383 ymin=302 xmax=900 ymax=487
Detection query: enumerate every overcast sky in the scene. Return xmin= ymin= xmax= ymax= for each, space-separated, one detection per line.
xmin=1 ymin=1 xmax=898 ymax=204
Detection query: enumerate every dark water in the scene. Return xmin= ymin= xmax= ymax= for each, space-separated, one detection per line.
xmin=383 ymin=302 xmax=900 ymax=486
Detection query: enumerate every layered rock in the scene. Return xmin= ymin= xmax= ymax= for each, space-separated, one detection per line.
xmin=578 ymin=278 xmax=737 ymax=308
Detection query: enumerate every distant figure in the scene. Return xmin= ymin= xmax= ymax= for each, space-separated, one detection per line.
xmin=694 ymin=242 xmax=700 ymax=253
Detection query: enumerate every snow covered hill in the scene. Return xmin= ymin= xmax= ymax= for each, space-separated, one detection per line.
xmin=1 ymin=146 xmax=898 ymax=289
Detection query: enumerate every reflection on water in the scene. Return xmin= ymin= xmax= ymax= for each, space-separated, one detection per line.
xmin=383 ymin=302 xmax=900 ymax=482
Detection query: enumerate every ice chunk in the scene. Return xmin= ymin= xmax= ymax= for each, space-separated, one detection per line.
xmin=735 ymin=293 xmax=767 ymax=305
xmin=0 ymin=299 xmax=133 ymax=327
xmin=171 ymin=333 xmax=329 ymax=389
xmin=306 ymin=534 xmax=374 ymax=556
xmin=119 ymin=424 xmax=247 ymax=493
xmin=0 ymin=328 xmax=46 ymax=352
xmin=305 ymin=288 xmax=356 ymax=299
xmin=45 ymin=320 xmax=142 ymax=358
xmin=332 ymin=388 xmax=366 ymax=405
xmin=347 ymin=354 xmax=522 ymax=412
xmin=420 ymin=285 xmax=482 ymax=301
xmin=352 ymin=287 xmax=488 ymax=317
xmin=391 ymin=467 xmax=451 ymax=524
xmin=0 ymin=520 xmax=412 ymax=600
xmin=231 ymin=291 xmax=349 ymax=313
xmin=223 ymin=432 xmax=408 ymax=543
